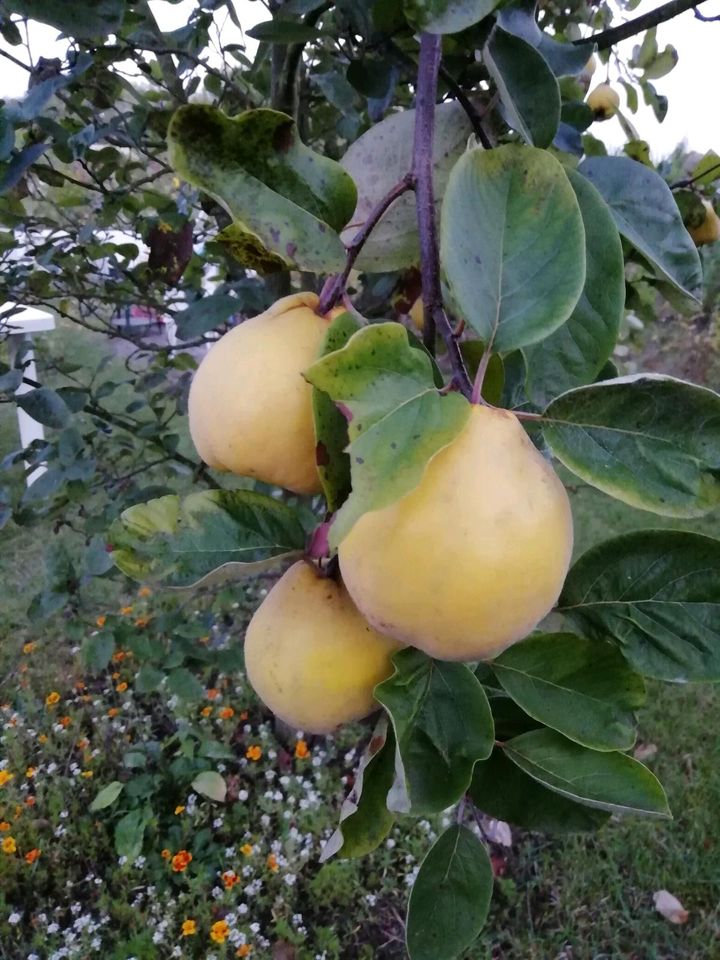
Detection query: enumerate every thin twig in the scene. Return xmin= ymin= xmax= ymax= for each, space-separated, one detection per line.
xmin=577 ymin=0 xmax=714 ymax=51
xmin=670 ymin=159 xmax=720 ymax=190
xmin=412 ymin=34 xmax=473 ymax=397
xmin=438 ymin=65 xmax=492 ymax=149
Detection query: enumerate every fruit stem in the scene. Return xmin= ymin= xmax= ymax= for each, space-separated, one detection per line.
xmin=318 ymin=175 xmax=415 ymax=314
xmin=470 ymin=344 xmax=493 ymax=406
xmin=412 ymin=33 xmax=473 ymax=399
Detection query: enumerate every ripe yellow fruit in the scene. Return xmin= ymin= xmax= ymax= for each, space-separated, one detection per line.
xmin=689 ymin=199 xmax=720 ymax=246
xmin=188 ymin=292 xmax=330 ymax=494
xmin=587 ymin=83 xmax=620 ymax=121
xmin=245 ymin=561 xmax=402 ymax=734
xmin=338 ymin=405 xmax=573 ymax=662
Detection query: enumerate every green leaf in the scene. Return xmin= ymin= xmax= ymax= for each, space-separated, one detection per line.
xmin=440 ymin=144 xmax=585 ymax=352
xmin=82 ymin=631 xmax=115 ymax=674
xmin=134 ymin=665 xmax=164 ymax=694
xmin=484 ymin=27 xmax=560 ymax=149
xmin=504 ymin=728 xmax=670 ymax=818
xmin=321 ymin=718 xmax=396 ymax=862
xmin=542 ymin=375 xmax=720 ymax=517
xmin=168 ymin=106 xmax=356 ymax=273
xmin=246 ymin=20 xmax=322 ymax=43
xmin=109 ymin=490 xmax=307 ymax=588
xmin=642 ymin=46 xmax=677 ymax=81
xmin=498 ymin=0 xmax=593 ymax=77
xmin=578 ymin=156 xmax=702 ymax=299
xmin=406 ymin=825 xmax=493 ymax=960
xmin=4 ymin=0 xmax=123 ymax=37
xmin=404 ymin=0 xmax=502 ymax=34
xmin=191 ymin=770 xmax=227 ymax=802
xmin=559 ymin=530 xmax=720 ymax=682
xmin=459 ymin=343 xmax=504 ymax=406
xmin=524 ymin=169 xmax=624 ymax=406
xmin=375 ymin=648 xmax=494 ymax=816
xmin=340 ymin=102 xmax=472 ymax=271
xmin=312 ymin=311 xmax=360 ymax=512
xmin=493 ymin=633 xmax=645 ymax=751
xmin=470 ymin=748 xmax=610 ymax=833
xmin=305 ymin=324 xmax=470 ymax=546
xmin=167 ymin=668 xmax=206 ymax=702
xmin=690 ymin=150 xmax=720 ymax=187
xmin=114 ymin=809 xmax=146 ymax=861
xmin=175 ymin=293 xmax=238 ymax=339
xmin=16 ymin=388 xmax=71 ymax=429
xmin=90 ymin=781 xmax=124 ymax=812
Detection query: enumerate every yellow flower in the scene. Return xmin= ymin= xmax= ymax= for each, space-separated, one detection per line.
xmin=174 ymin=805 xmax=185 ymax=815
xmin=161 ymin=848 xmax=172 ymax=860
xmin=81 ymin=770 xmax=94 ymax=779
xmin=116 ymin=682 xmax=128 ymax=693
xmin=158 ymin=220 xmax=173 ymax=234
xmin=201 ymin=706 xmax=213 ymax=718
xmin=294 ymin=739 xmax=310 ymax=760
xmin=25 ymin=848 xmax=41 ymax=864
xmin=120 ymin=605 xmax=134 ymax=616
xmin=22 ymin=642 xmax=35 ymax=654
xmin=246 ymin=745 xmax=262 ymax=762
xmin=0 ymin=770 xmax=14 ymax=787
xmin=45 ymin=691 xmax=60 ymax=707
xmin=181 ymin=918 xmax=197 ymax=936
xmin=266 ymin=853 xmax=279 ymax=872
xmin=96 ymin=615 xmax=107 ymax=628
xmin=37 ymin=734 xmax=48 ymax=744
xmin=25 ymin=767 xmax=36 ymax=779
xmin=2 ymin=836 xmax=17 ymax=854
xmin=240 ymin=843 xmax=254 ymax=857
xmin=210 ymin=920 xmax=229 ymax=944
xmin=138 ymin=586 xmax=152 ymax=598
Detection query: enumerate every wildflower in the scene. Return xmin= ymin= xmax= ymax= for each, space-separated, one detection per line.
xmin=240 ymin=843 xmax=253 ymax=857
xmin=266 ymin=853 xmax=279 ymax=872
xmin=59 ymin=716 xmax=71 ymax=727
xmin=246 ymin=745 xmax=262 ymax=762
xmin=174 ymin=805 xmax=185 ymax=815
xmin=219 ymin=707 xmax=234 ymax=720
xmin=138 ymin=586 xmax=152 ymax=598
xmin=210 ymin=920 xmax=229 ymax=944
xmin=2 ymin=836 xmax=17 ymax=854
xmin=37 ymin=734 xmax=48 ymax=744
xmin=96 ymin=615 xmax=107 ymax=628
xmin=25 ymin=796 xmax=36 ymax=807
xmin=236 ymin=947 xmax=252 ymax=958
xmin=22 ymin=642 xmax=35 ymax=654
xmin=45 ymin=691 xmax=60 ymax=707
xmin=0 ymin=821 xmax=10 ymax=831
xmin=239 ymin=711 xmax=249 ymax=721
xmin=112 ymin=650 xmax=126 ymax=663
xmin=207 ymin=688 xmax=220 ymax=700
xmin=81 ymin=770 xmax=94 ymax=779
xmin=171 ymin=850 xmax=192 ymax=872
xmin=134 ymin=617 xmax=149 ymax=628
xmin=161 ymin=848 xmax=171 ymax=860
xmin=201 ymin=706 xmax=213 ymax=718
xmin=181 ymin=919 xmax=197 ymax=936
xmin=107 ymin=708 xmax=119 ymax=718
xmin=120 ymin=605 xmax=133 ymax=616
xmin=222 ymin=870 xmax=238 ymax=889
xmin=294 ymin=739 xmax=310 ymax=760
xmin=25 ymin=848 xmax=41 ymax=864
xmin=25 ymin=767 xmax=36 ymax=778
xmin=0 ymin=770 xmax=14 ymax=787
xmin=116 ymin=682 xmax=128 ymax=693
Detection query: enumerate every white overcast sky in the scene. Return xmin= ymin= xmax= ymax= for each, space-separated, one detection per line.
xmin=0 ymin=0 xmax=718 ymax=162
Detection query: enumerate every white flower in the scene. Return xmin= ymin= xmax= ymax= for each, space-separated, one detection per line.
xmin=212 ymin=817 xmax=224 ymax=829
xmin=284 ymin=873 xmax=297 ymax=887
xmin=386 ymin=838 xmax=396 ymax=849
xmin=8 ymin=912 xmax=22 ymax=925
xmin=365 ymin=894 xmax=377 ymax=906
xmin=238 ymin=789 xmax=249 ymax=801
xmin=238 ymin=903 xmax=249 ymax=915
xmin=249 ymin=922 xmax=261 ymax=934
xmin=47 ymin=922 xmax=60 ymax=934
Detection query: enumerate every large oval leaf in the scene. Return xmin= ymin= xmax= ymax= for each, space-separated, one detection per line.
xmin=578 ymin=155 xmax=702 ymax=299
xmin=404 ymin=0 xmax=502 ymax=34
xmin=484 ymin=26 xmax=560 ymax=149
xmin=493 ymin=633 xmax=645 ymax=751
xmin=504 ymin=729 xmax=670 ymax=818
xmin=498 ymin=0 xmax=593 ymax=77
xmin=168 ymin=106 xmax=356 ymax=273
xmin=524 ymin=169 xmax=624 ymax=406
xmin=542 ymin=375 xmax=720 ymax=517
xmin=559 ymin=530 xmax=720 ymax=682
xmin=375 ymin=648 xmax=494 ymax=816
xmin=109 ymin=490 xmax=307 ymax=588
xmin=406 ymin=825 xmax=493 ymax=960
xmin=340 ymin=102 xmax=472 ymax=271
xmin=440 ymin=144 xmax=585 ymax=352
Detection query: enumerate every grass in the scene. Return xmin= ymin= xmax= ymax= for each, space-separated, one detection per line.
xmin=1 ymin=323 xmax=720 ymax=958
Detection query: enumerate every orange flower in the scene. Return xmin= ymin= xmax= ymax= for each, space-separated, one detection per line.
xmin=222 ymin=869 xmax=238 ymax=889
xmin=134 ymin=617 xmax=149 ymax=628
xmin=111 ymin=671 xmax=120 ymax=681
xmin=266 ymin=853 xmax=279 ymax=872
xmin=171 ymin=849 xmax=192 ymax=872
xmin=0 ymin=821 xmax=10 ymax=832
xmin=107 ymin=708 xmax=119 ymax=718
xmin=95 ymin=615 xmax=107 ymax=628
xmin=0 ymin=770 xmax=13 ymax=787
xmin=75 ymin=680 xmax=86 ymax=691
xmin=239 ymin=711 xmax=249 ymax=721
xmin=161 ymin=848 xmax=172 ymax=860
xmin=207 ymin=688 xmax=220 ymax=700
xmin=116 ymin=682 xmax=128 ymax=693
xmin=181 ymin=918 xmax=197 ymax=936
xmin=25 ymin=767 xmax=36 ymax=779
xmin=77 ymin=738 xmax=89 ymax=750
xmin=59 ymin=716 xmax=71 ymax=728
xmin=219 ymin=707 xmax=235 ymax=720
xmin=240 ymin=843 xmax=254 ymax=857
xmin=174 ymin=805 xmax=185 ymax=815
xmin=138 ymin=586 xmax=152 ymax=598
xmin=294 ymin=739 xmax=310 ymax=760
xmin=120 ymin=605 xmax=134 ymax=616
xmin=112 ymin=650 xmax=126 ymax=663
xmin=25 ymin=848 xmax=40 ymax=864
xmin=25 ymin=796 xmax=36 ymax=807
xmin=210 ymin=920 xmax=229 ymax=944
xmin=37 ymin=734 xmax=48 ymax=744
xmin=22 ymin=642 xmax=35 ymax=654
xmin=45 ymin=691 xmax=60 ymax=707
xmin=236 ymin=946 xmax=252 ymax=958
xmin=246 ymin=745 xmax=262 ymax=762
xmin=200 ymin=706 xmax=213 ymax=718
xmin=2 ymin=836 xmax=17 ymax=854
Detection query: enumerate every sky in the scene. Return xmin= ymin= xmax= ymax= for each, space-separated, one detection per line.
xmin=0 ymin=0 xmax=718 ymax=162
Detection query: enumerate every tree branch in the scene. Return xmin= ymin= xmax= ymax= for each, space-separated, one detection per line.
xmin=438 ymin=65 xmax=492 ymax=150
xmin=412 ymin=34 xmax=473 ymax=397
xmin=579 ymin=0 xmax=714 ymax=51
xmin=670 ymin=159 xmax=720 ymax=189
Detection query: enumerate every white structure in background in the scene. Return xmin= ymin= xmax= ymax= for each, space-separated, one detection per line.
xmin=3 ymin=304 xmax=56 ymax=487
